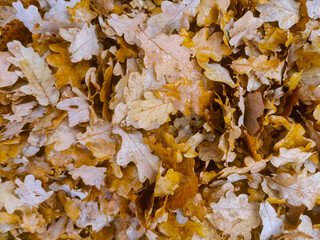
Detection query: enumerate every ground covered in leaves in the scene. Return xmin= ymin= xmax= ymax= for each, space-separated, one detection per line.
xmin=2 ymin=0 xmax=320 ymax=239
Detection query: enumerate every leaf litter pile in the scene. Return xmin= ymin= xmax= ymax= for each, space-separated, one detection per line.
xmin=3 ymin=0 xmax=320 ymax=239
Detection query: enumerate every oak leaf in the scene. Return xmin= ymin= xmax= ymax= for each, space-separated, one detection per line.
xmin=76 ymin=201 xmax=109 ymax=231
xmin=0 ymin=52 xmax=18 ymax=87
xmin=113 ymin=126 xmax=160 ymax=183
xmin=263 ymin=171 xmax=320 ymax=210
xmin=46 ymin=43 xmax=91 ymax=89
xmin=270 ymin=147 xmax=314 ymax=171
xmin=257 ymin=0 xmax=300 ymax=30
xmin=157 ymin=78 xmax=213 ymax=116
xmin=154 ymin=169 xmax=184 ymax=197
xmin=15 ymin=174 xmax=53 ymax=206
xmin=76 ymin=120 xmax=115 ymax=159
xmin=190 ymin=28 xmax=231 ymax=63
xmin=208 ymin=190 xmax=261 ymax=240
xmin=60 ymin=23 xmax=99 ymax=62
xmin=107 ymin=13 xmax=147 ymax=45
xmin=13 ymin=0 xmax=81 ymax=34
xmin=56 ymin=97 xmax=90 ymax=127
xmin=138 ymin=32 xmax=201 ymax=82
xmin=67 ymin=164 xmax=107 ymax=189
xmin=228 ymin=11 xmax=264 ymax=48
xmin=125 ymin=91 xmax=177 ymax=130
xmin=259 ymin=202 xmax=283 ymax=240
xmin=0 ymin=181 xmax=22 ymax=214
xmin=146 ymin=0 xmax=200 ymax=37
xmin=68 ymin=0 xmax=98 ymax=23
xmin=199 ymin=62 xmax=236 ymax=88
xmin=307 ymin=0 xmax=320 ymax=19
xmin=45 ymin=118 xmax=77 ymax=151
xmin=7 ymin=41 xmax=60 ymax=106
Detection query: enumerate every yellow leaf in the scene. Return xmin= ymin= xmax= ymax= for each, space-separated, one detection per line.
xmin=190 ymin=28 xmax=231 ymax=63
xmin=57 ymin=191 xmax=81 ymax=221
xmin=47 ymin=43 xmax=91 ymax=89
xmin=154 ymin=169 xmax=184 ymax=197
xmin=115 ymin=37 xmax=138 ymax=63
xmin=287 ymin=70 xmax=303 ymax=93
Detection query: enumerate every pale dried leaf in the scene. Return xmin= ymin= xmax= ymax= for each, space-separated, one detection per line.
xmin=146 ymin=0 xmax=200 ymax=37
xmin=60 ymin=24 xmax=99 ymax=62
xmin=15 ymin=175 xmax=53 ymax=206
xmin=68 ymin=165 xmax=107 ymax=189
xmin=257 ymin=0 xmax=300 ymax=30
xmin=259 ymin=202 xmax=283 ymax=240
xmin=57 ymin=97 xmax=90 ymax=127
xmin=0 ymin=52 xmax=19 ymax=88
xmin=7 ymin=41 xmax=60 ymax=106
xmin=113 ymin=126 xmax=160 ymax=182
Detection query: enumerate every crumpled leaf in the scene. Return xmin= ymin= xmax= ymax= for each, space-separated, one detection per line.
xmin=7 ymin=40 xmax=60 ymax=106
xmin=270 ymin=116 xmax=316 ymax=151
xmin=113 ymin=126 xmax=160 ymax=182
xmin=259 ymin=202 xmax=283 ymax=240
xmin=0 ymin=52 xmax=18 ymax=88
xmin=196 ymin=0 xmax=229 ymax=27
xmin=208 ymin=190 xmax=261 ymax=240
xmin=15 ymin=174 xmax=53 ymax=206
xmin=60 ymin=23 xmax=99 ymax=62
xmin=146 ymin=0 xmax=200 ymax=37
xmin=257 ymin=0 xmax=301 ymax=30
xmin=67 ymin=164 xmax=107 ymax=189
xmin=258 ymin=24 xmax=288 ymax=53
xmin=57 ymin=97 xmax=90 ymax=127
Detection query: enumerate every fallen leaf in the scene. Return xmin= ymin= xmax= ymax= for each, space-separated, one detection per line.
xmin=56 ymin=97 xmax=90 ymax=127
xmin=60 ymin=23 xmax=99 ymax=62
xmin=68 ymin=164 xmax=107 ymax=189
xmin=113 ymin=126 xmax=160 ymax=182
xmin=15 ymin=174 xmax=53 ymax=206
xmin=157 ymin=77 xmax=213 ymax=116
xmin=228 ymin=11 xmax=264 ymax=48
xmin=263 ymin=171 xmax=320 ymax=210
xmin=154 ymin=169 xmax=184 ymax=197
xmin=208 ymin=190 xmax=261 ymax=240
xmin=190 ymin=28 xmax=232 ymax=63
xmin=0 ymin=52 xmax=18 ymax=87
xmin=146 ymin=0 xmax=200 ymax=37
xmin=7 ymin=40 xmax=60 ymax=106
xmin=259 ymin=202 xmax=283 ymax=240
xmin=257 ymin=0 xmax=301 ymax=30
